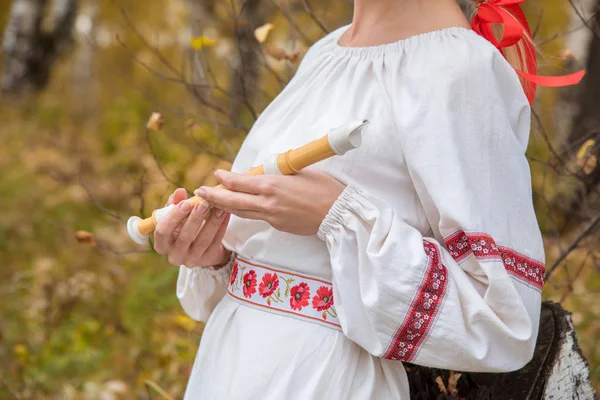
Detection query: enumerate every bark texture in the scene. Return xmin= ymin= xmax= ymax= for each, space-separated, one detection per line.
xmin=1 ymin=0 xmax=78 ymax=93
xmin=406 ymin=302 xmax=596 ymax=399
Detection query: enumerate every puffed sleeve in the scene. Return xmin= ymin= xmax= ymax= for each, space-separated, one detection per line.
xmin=317 ymin=47 xmax=546 ymax=372
xmin=177 ymin=252 xmax=237 ymax=322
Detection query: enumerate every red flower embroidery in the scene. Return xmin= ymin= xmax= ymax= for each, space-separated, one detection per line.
xmin=258 ymin=273 xmax=279 ymax=298
xmin=229 ymin=261 xmax=239 ymax=286
xmin=243 ymin=270 xmax=257 ymax=298
xmin=290 ymin=282 xmax=310 ymax=310
xmin=312 ymin=286 xmax=334 ymax=311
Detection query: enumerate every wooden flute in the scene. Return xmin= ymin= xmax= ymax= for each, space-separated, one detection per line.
xmin=127 ymin=119 xmax=368 ymax=245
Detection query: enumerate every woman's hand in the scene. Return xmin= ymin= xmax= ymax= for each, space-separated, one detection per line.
xmin=195 ymin=169 xmax=346 ymax=236
xmin=153 ymin=188 xmax=232 ymax=267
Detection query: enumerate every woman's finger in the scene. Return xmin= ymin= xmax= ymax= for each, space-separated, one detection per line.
xmin=169 ymin=200 xmax=211 ymax=264
xmin=170 ymin=188 xmax=188 ymax=205
xmin=214 ymin=170 xmax=275 ymax=195
xmin=195 ymin=186 xmax=266 ymax=212
xmin=163 ymin=188 xmax=190 ymax=239
xmin=186 ymin=211 xmax=230 ymax=264
xmin=201 ymin=205 xmax=272 ymax=224
xmin=154 ymin=201 xmax=194 ymax=254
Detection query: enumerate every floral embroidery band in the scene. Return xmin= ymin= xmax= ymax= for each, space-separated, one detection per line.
xmin=227 ymin=256 xmax=341 ymax=330
xmin=383 ymin=239 xmax=448 ymax=362
xmin=444 ymin=229 xmax=545 ymax=291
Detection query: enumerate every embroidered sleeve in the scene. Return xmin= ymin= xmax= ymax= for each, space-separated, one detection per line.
xmin=317 ymin=47 xmax=545 ymax=372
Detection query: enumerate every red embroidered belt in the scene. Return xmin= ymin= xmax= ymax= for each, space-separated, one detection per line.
xmin=227 ymin=256 xmax=341 ymax=331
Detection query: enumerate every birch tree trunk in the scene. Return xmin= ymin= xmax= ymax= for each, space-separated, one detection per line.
xmin=1 ymin=0 xmax=78 ymax=93
xmin=230 ymin=0 xmax=264 ymax=123
xmin=72 ymin=0 xmax=97 ymax=113
xmin=551 ymin=0 xmax=600 ymax=229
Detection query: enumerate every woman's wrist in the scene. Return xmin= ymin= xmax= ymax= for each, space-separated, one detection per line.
xmin=212 ymin=249 xmax=234 ymax=269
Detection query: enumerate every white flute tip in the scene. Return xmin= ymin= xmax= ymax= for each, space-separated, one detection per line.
xmin=127 ymin=216 xmax=149 ymax=245
xmin=328 ymin=119 xmax=369 ymax=155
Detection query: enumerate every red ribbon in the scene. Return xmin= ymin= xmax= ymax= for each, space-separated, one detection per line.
xmin=472 ymin=0 xmax=585 ymax=104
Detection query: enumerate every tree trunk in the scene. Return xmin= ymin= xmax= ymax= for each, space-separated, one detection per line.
xmin=230 ymin=0 xmax=264 ymax=122
xmin=72 ymin=0 xmax=97 ymax=113
xmin=1 ymin=0 xmax=78 ymax=93
xmin=555 ymin=0 xmax=600 ymax=229
xmin=406 ymin=302 xmax=596 ymax=399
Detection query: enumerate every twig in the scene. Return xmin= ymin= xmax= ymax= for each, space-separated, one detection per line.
xmin=144 ymin=128 xmax=184 ymax=189
xmin=114 ymin=3 xmax=239 ymax=159
xmin=302 ymin=0 xmax=329 ymax=34
xmin=532 ymin=8 xmax=544 ymax=40
xmin=537 ymin=10 xmax=599 ymax=46
xmin=270 ymin=0 xmax=311 ymax=43
xmin=78 ymin=178 xmax=123 ymax=222
xmin=567 ymin=0 xmax=600 ymax=39
xmin=545 ymin=212 xmax=600 ymax=280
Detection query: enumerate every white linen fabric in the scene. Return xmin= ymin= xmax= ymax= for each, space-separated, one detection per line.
xmin=176 ymin=24 xmax=546 ymax=400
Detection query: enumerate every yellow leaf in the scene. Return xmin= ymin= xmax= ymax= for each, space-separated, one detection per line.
xmin=577 ymin=139 xmax=595 ymax=161
xmin=13 ymin=344 xmax=27 ymax=363
xmin=254 ymin=23 xmax=275 ymax=43
xmin=190 ymin=36 xmax=218 ymax=50
xmin=577 ymin=139 xmax=597 ymax=175
xmin=172 ymin=314 xmax=196 ymax=332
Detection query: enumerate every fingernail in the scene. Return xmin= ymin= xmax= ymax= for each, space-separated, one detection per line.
xmin=216 ymin=209 xmax=225 ymax=217
xmin=180 ymin=200 xmax=192 ymax=212
xmin=196 ymin=201 xmax=208 ymax=215
xmin=195 ymin=188 xmax=207 ymax=198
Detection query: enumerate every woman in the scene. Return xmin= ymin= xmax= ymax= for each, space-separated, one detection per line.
xmin=153 ymin=0 xmax=572 ymax=398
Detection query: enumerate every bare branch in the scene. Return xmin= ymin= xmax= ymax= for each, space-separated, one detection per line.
xmin=302 ymin=0 xmax=330 ymax=34
xmin=545 ymin=212 xmax=600 ymax=280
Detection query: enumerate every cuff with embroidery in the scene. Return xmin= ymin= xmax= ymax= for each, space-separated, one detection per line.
xmin=181 ymin=252 xmax=236 ymax=285
xmin=317 ymin=184 xmax=359 ymax=241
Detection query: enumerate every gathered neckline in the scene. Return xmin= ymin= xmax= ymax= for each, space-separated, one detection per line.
xmin=330 ymin=24 xmax=477 ymax=58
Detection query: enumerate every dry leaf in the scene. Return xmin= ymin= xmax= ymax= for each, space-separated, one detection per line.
xmin=254 ymin=23 xmax=275 ymax=43
xmin=559 ymin=48 xmax=579 ymax=61
xmin=583 ymin=155 xmax=598 ymax=175
xmin=146 ymin=112 xmax=164 ymax=131
xmin=75 ymin=230 xmax=96 ymax=246
xmin=265 ymin=45 xmax=299 ymax=63
xmin=185 ymin=119 xmax=198 ymax=130
xmin=577 ymin=139 xmax=597 ymax=174
xmin=447 ymin=371 xmax=462 ymax=396
xmin=435 ymin=376 xmax=448 ymax=395
xmin=190 ymin=36 xmax=218 ymax=50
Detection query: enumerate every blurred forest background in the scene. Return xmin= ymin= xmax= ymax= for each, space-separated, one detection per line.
xmin=0 ymin=0 xmax=599 ymax=398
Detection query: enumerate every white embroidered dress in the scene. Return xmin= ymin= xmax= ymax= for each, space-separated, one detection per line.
xmin=177 ymin=25 xmax=546 ymax=399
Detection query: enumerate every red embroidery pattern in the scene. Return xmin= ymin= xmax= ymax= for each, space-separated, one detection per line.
xmin=290 ymin=282 xmax=311 ymax=311
xmin=259 ymin=273 xmax=279 ymax=298
xmin=229 ymin=261 xmax=239 ymax=286
xmin=312 ymin=286 xmax=334 ymax=312
xmin=383 ymin=240 xmax=448 ymax=362
xmin=444 ymin=230 xmax=545 ymax=291
xmin=227 ymin=257 xmax=341 ymax=329
xmin=242 ymin=270 xmax=257 ymax=298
